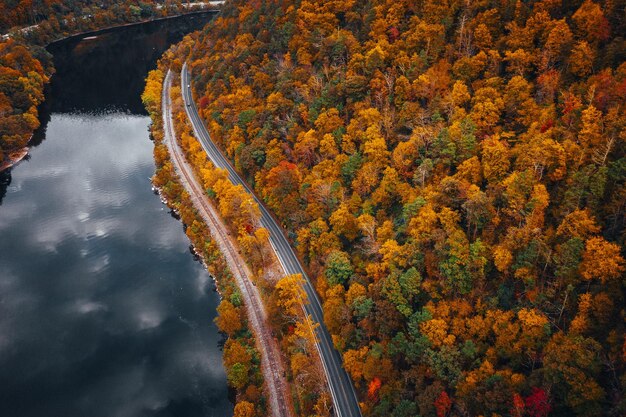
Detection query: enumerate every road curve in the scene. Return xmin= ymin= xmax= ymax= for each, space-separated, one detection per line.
xmin=181 ymin=63 xmax=362 ymax=417
xmin=162 ymin=70 xmax=292 ymax=417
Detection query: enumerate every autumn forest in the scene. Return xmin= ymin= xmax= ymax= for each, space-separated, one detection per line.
xmin=1 ymin=0 xmax=625 ymax=416
xmin=173 ymin=0 xmax=626 ymax=416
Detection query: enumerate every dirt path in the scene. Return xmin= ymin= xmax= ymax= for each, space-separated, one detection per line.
xmin=161 ymin=70 xmax=292 ymax=417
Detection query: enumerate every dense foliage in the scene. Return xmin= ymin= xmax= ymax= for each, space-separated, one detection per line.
xmin=0 ymin=39 xmax=51 ymax=162
xmin=180 ymin=0 xmax=626 ymax=415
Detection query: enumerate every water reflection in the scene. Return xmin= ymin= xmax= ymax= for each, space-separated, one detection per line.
xmin=0 ymin=170 xmax=10 ymax=205
xmin=47 ymin=13 xmax=214 ymax=115
xmin=0 ymin=13 xmax=231 ymax=417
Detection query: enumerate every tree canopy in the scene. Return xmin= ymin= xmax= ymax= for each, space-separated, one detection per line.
xmin=181 ymin=0 xmax=626 ymax=415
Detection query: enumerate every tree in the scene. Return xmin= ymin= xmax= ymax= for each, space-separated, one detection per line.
xmin=275 ymin=274 xmax=307 ymax=320
xmin=541 ymin=19 xmax=573 ymax=69
xmin=367 ymin=377 xmax=382 ymax=402
xmin=578 ymin=105 xmax=604 ymax=150
xmin=471 ymin=85 xmax=504 ymax=134
xmin=392 ymin=399 xmax=418 ymax=417
xmin=504 ymin=49 xmax=534 ymax=77
xmin=511 ymin=393 xmax=525 ymax=417
xmin=141 ymin=69 xmax=163 ymax=115
xmin=260 ymin=160 xmax=302 ymax=223
xmin=569 ymin=41 xmax=595 ymax=77
xmin=516 ymin=308 xmax=550 ymax=360
xmin=294 ymin=129 xmax=319 ymax=167
xmin=363 ymin=128 xmax=390 ymax=167
xmin=556 ymin=210 xmax=601 ymax=239
xmin=224 ymin=339 xmax=252 ymax=369
xmin=439 ymin=231 xmax=487 ymax=295
xmin=323 ymin=284 xmax=348 ymax=339
xmin=343 ymin=346 xmax=368 ymax=385
xmin=227 ymin=362 xmax=249 ymax=390
xmin=434 ymin=391 xmax=452 ymax=417
xmin=383 ymin=267 xmax=421 ymax=317
xmin=543 ymin=332 xmax=605 ymax=415
xmin=482 ymin=135 xmax=510 ymax=183
xmin=572 ymin=0 xmax=610 ymax=44
xmin=579 ymin=237 xmax=625 ymax=283
xmin=233 ymin=401 xmax=256 ymax=417
xmin=329 ymin=202 xmax=359 ymax=241
xmin=324 ymin=250 xmax=353 ymax=286
xmin=215 ymin=300 xmax=242 ymax=336
xmin=525 ymin=387 xmax=551 ymax=417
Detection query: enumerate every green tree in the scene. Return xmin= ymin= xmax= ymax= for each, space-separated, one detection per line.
xmin=325 ymin=250 xmax=354 ymax=286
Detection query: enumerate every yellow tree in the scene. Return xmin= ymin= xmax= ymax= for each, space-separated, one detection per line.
xmin=481 ymin=135 xmax=510 ymax=184
xmin=275 ymin=274 xmax=308 ymax=320
xmin=329 ymin=202 xmax=359 ymax=241
xmin=516 ymin=308 xmax=550 ymax=362
xmin=470 ymin=85 xmax=504 ymax=134
xmin=579 ymin=237 xmax=625 ymax=284
xmin=141 ymin=69 xmax=163 ymax=117
xmin=323 ymin=284 xmax=348 ymax=346
xmin=343 ymin=346 xmax=369 ymax=386
xmin=569 ymin=41 xmax=596 ymax=77
xmin=556 ymin=210 xmax=600 ymax=239
xmin=224 ymin=339 xmax=252 ymax=369
xmin=215 ymin=300 xmax=242 ymax=336
xmin=233 ymin=401 xmax=256 ymax=417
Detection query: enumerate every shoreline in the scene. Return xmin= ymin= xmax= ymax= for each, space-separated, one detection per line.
xmin=161 ymin=69 xmax=293 ymax=417
xmin=46 ymin=8 xmax=219 ymax=47
xmin=151 ymin=184 xmax=224 ymax=298
xmin=0 ymin=8 xmax=220 ymax=173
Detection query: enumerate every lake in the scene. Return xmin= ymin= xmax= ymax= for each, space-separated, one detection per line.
xmin=0 ymin=12 xmax=233 ymax=417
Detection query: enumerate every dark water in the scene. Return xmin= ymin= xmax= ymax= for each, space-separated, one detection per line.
xmin=0 ymin=13 xmax=233 ymax=417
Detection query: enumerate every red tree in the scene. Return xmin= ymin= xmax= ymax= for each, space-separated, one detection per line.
xmin=525 ymin=387 xmax=551 ymax=417
xmin=434 ymin=391 xmax=452 ymax=417
xmin=511 ymin=393 xmax=525 ymax=417
xmin=367 ymin=377 xmax=381 ymax=402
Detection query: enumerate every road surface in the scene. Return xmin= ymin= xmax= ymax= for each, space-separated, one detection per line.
xmin=162 ymin=70 xmax=292 ymax=417
xmin=181 ymin=63 xmax=362 ymax=417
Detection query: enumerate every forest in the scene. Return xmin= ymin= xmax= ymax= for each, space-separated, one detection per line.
xmin=173 ymin=0 xmax=626 ymax=416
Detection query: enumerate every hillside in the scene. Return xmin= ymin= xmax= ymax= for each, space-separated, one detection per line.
xmin=181 ymin=0 xmax=626 ymax=416
xmin=0 ymin=0 xmax=190 ymax=33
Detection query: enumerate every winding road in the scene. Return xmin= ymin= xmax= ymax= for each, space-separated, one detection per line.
xmin=162 ymin=70 xmax=291 ymax=417
xmin=180 ymin=63 xmax=362 ymax=417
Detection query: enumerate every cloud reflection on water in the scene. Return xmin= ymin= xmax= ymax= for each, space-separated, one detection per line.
xmin=0 ymin=111 xmax=231 ymax=417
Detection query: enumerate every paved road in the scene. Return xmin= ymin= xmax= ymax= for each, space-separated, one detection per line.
xmin=181 ymin=64 xmax=362 ymax=417
xmin=163 ymin=70 xmax=292 ymax=417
